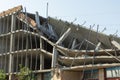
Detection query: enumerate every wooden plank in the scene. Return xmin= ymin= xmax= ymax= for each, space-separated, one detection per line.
xmin=111 ymin=40 xmax=120 ymax=49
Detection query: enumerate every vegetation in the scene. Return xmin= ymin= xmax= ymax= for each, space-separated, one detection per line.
xmin=17 ymin=65 xmax=35 ymax=80
xmin=0 ymin=69 xmax=6 ymax=80
xmin=0 ymin=66 xmax=36 ymax=80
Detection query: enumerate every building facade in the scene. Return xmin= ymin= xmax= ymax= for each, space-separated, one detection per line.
xmin=0 ymin=5 xmax=120 ymax=80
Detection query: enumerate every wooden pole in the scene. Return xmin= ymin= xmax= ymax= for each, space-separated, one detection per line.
xmin=56 ymin=28 xmax=71 ymax=45
xmin=71 ymin=39 xmax=76 ymax=49
xmin=35 ymin=12 xmax=41 ymax=29
xmin=52 ymin=28 xmax=71 ymax=68
xmin=111 ymin=40 xmax=120 ymax=49
xmin=51 ymin=28 xmax=71 ymax=80
xmin=95 ymin=42 xmax=101 ymax=51
xmin=40 ymin=37 xmax=44 ymax=70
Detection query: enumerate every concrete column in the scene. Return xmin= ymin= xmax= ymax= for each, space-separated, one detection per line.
xmin=99 ymin=68 xmax=105 ymax=80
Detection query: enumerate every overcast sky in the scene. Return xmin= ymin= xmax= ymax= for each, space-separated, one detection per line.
xmin=0 ymin=0 xmax=120 ymax=36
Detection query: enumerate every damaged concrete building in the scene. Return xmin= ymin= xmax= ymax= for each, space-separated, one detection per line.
xmin=0 ymin=5 xmax=120 ymax=80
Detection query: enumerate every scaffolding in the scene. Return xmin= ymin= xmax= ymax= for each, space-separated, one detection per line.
xmin=0 ymin=5 xmax=120 ymax=80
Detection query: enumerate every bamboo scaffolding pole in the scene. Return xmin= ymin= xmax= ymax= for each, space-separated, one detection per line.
xmin=25 ymin=8 xmax=29 ymax=68
xmin=81 ymin=25 xmax=93 ymax=80
xmin=0 ymin=17 xmax=3 ymax=69
xmin=34 ymin=12 xmax=38 ymax=71
xmin=4 ymin=16 xmax=9 ymax=73
xmin=2 ymin=17 xmax=5 ymax=34
xmin=30 ymin=29 xmax=33 ymax=70
xmin=9 ymin=14 xmax=16 ymax=80
xmin=0 ymin=18 xmax=2 ymax=34
xmin=25 ymin=24 xmax=29 ymax=68
xmin=40 ymin=37 xmax=44 ymax=70
xmin=21 ymin=14 xmax=24 ymax=67
xmin=26 ymin=12 xmax=33 ymax=70
xmin=2 ymin=17 xmax=6 ymax=70
xmin=70 ymin=40 xmax=85 ymax=67
xmin=16 ymin=17 xmax=20 ymax=72
xmin=35 ymin=11 xmax=44 ymax=71
xmin=35 ymin=35 xmax=38 ymax=70
xmin=91 ymin=25 xmax=99 ymax=78
xmin=29 ymin=26 xmax=33 ymax=71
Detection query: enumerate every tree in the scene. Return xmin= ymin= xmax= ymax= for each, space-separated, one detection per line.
xmin=17 ymin=65 xmax=35 ymax=80
xmin=0 ymin=69 xmax=6 ymax=80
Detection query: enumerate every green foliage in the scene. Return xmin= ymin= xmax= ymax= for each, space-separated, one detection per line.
xmin=0 ymin=69 xmax=6 ymax=80
xmin=17 ymin=65 xmax=35 ymax=80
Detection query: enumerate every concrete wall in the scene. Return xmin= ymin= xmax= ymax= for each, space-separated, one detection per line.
xmin=53 ymin=70 xmax=82 ymax=80
xmin=99 ymin=69 xmax=105 ymax=80
xmin=61 ymin=71 xmax=82 ymax=80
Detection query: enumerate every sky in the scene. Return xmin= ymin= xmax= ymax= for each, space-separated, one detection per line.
xmin=0 ymin=0 xmax=120 ymax=36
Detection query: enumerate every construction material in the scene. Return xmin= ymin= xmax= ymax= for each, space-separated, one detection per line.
xmin=0 ymin=5 xmax=120 ymax=80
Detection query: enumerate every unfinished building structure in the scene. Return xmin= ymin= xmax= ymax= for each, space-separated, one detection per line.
xmin=0 ymin=5 xmax=120 ymax=80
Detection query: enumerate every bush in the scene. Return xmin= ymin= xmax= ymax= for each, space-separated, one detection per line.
xmin=0 ymin=69 xmax=6 ymax=80
xmin=17 ymin=65 xmax=35 ymax=80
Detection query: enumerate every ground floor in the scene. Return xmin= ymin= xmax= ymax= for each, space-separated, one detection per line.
xmin=52 ymin=66 xmax=120 ymax=80
xmin=3 ymin=66 xmax=120 ymax=80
